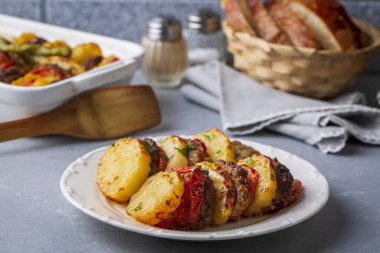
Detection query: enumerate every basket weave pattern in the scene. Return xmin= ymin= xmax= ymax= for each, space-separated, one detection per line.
xmin=223 ymin=20 xmax=380 ymax=99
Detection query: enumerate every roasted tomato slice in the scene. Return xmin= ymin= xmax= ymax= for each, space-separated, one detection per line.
xmin=99 ymin=55 xmax=119 ymax=67
xmin=187 ymin=167 xmax=205 ymax=225
xmin=0 ymin=52 xmax=15 ymax=70
xmin=11 ymin=66 xmax=63 ymax=87
xmin=30 ymin=67 xmax=62 ymax=78
xmin=290 ymin=179 xmax=303 ymax=203
xmin=171 ymin=166 xmax=206 ymax=230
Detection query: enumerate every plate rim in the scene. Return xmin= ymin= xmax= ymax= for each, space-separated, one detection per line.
xmin=60 ymin=137 xmax=329 ymax=241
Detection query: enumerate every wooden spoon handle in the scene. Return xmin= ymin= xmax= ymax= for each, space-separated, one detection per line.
xmin=0 ymin=113 xmax=68 ymax=142
xmin=0 ymin=116 xmax=48 ymax=142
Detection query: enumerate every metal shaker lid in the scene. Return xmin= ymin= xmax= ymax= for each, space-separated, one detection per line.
xmin=146 ymin=16 xmax=182 ymax=41
xmin=187 ymin=9 xmax=221 ymax=34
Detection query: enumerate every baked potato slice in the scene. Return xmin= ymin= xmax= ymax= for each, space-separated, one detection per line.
xmin=126 ymin=171 xmax=184 ymax=226
xmin=197 ymin=161 xmax=235 ymax=225
xmin=97 ymin=138 xmax=151 ymax=203
xmin=71 ymin=43 xmax=102 ymax=64
xmin=238 ymin=154 xmax=278 ymax=215
xmin=158 ymin=136 xmax=188 ymax=169
xmin=194 ymin=128 xmax=235 ymax=162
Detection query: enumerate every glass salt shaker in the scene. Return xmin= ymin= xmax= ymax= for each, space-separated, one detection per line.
xmin=141 ymin=16 xmax=188 ymax=88
xmin=184 ymin=9 xmax=226 ymax=65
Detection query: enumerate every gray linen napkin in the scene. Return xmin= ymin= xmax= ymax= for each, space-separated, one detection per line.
xmin=180 ymin=61 xmax=380 ymax=153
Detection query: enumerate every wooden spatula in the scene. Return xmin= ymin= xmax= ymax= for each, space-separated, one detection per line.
xmin=0 ymin=85 xmax=161 ymax=142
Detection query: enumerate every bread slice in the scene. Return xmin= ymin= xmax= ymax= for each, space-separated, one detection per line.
xmin=268 ymin=1 xmax=320 ymax=48
xmin=238 ymin=0 xmax=290 ymax=44
xmin=222 ymin=0 xmax=257 ymax=36
xmin=285 ymin=0 xmax=365 ymax=51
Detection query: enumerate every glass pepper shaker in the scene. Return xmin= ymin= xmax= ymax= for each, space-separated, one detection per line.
xmin=141 ymin=16 xmax=188 ymax=88
xmin=184 ymin=9 xmax=226 ymax=65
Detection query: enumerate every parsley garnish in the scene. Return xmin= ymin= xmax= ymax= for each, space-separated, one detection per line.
xmin=160 ymin=152 xmax=169 ymax=161
xmin=216 ymin=150 xmax=221 ymax=154
xmin=169 ymin=154 xmax=174 ymax=159
xmin=204 ymin=157 xmax=213 ymax=162
xmin=142 ymin=140 xmax=154 ymax=154
xmin=270 ymin=171 xmax=276 ymax=178
xmin=187 ymin=143 xmax=197 ymax=151
xmin=201 ymin=166 xmax=209 ymax=173
xmin=110 ymin=141 xmax=115 ymax=147
xmin=246 ymin=157 xmax=252 ymax=164
xmin=175 ymin=147 xmax=187 ymax=157
xmin=204 ymin=134 xmax=215 ymax=140
xmin=133 ymin=202 xmax=143 ymax=212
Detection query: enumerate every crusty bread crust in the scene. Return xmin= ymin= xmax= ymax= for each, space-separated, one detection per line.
xmin=268 ymin=1 xmax=320 ymax=48
xmin=240 ymin=0 xmax=290 ymax=44
xmin=223 ymin=0 xmax=257 ymax=36
xmin=287 ymin=0 xmax=365 ymax=50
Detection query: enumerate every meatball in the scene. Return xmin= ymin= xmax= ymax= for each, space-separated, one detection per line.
xmin=262 ymin=157 xmax=294 ymax=213
xmin=141 ymin=138 xmax=168 ymax=175
xmin=191 ymin=172 xmax=215 ymax=229
xmin=232 ymin=140 xmax=261 ymax=160
xmin=83 ymin=56 xmax=103 ymax=71
xmin=186 ymin=139 xmax=210 ymax=165
xmin=214 ymin=160 xmax=251 ymax=221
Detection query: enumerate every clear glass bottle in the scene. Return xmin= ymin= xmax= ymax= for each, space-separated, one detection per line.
xmin=141 ymin=16 xmax=188 ymax=88
xmin=184 ymin=9 xmax=226 ymax=65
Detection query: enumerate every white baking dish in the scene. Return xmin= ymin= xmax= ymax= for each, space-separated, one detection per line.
xmin=0 ymin=14 xmax=144 ymax=122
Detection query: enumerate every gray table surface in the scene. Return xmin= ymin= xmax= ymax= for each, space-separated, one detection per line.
xmin=0 ymin=71 xmax=379 ymax=253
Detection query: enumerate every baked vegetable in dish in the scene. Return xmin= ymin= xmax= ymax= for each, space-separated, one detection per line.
xmin=96 ymin=129 xmax=303 ymax=230
xmin=0 ymin=32 xmax=119 ymax=86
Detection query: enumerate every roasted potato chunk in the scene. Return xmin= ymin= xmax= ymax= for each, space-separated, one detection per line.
xmin=159 ymin=136 xmax=188 ymax=170
xmin=238 ymin=155 xmax=278 ymax=215
xmin=14 ymin=32 xmax=46 ymax=45
xmin=126 ymin=171 xmax=184 ymax=226
xmin=71 ymin=43 xmax=102 ymax=64
xmin=194 ymin=128 xmax=235 ymax=162
xmin=197 ymin=162 xmax=235 ymax=225
xmin=97 ymin=138 xmax=151 ymax=203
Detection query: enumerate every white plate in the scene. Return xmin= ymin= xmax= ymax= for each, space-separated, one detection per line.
xmin=60 ymin=137 xmax=329 ymax=241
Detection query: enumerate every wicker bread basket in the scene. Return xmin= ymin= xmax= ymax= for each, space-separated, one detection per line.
xmin=223 ymin=20 xmax=380 ymax=99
